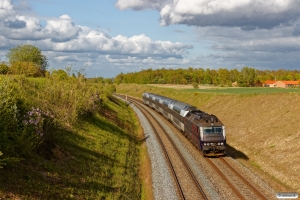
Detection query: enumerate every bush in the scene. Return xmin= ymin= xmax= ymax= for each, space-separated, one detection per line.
xmin=0 ymin=62 xmax=9 ymax=74
xmin=13 ymin=74 xmax=104 ymax=127
xmin=8 ymin=61 xmax=43 ymax=77
xmin=0 ymin=73 xmax=111 ymax=163
xmin=192 ymin=82 xmax=199 ymax=89
xmin=0 ymin=76 xmax=41 ymax=161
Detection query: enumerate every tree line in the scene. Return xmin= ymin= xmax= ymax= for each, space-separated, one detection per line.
xmin=114 ymin=67 xmax=300 ymax=87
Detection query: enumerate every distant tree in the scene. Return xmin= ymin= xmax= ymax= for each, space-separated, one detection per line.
xmin=7 ymin=44 xmax=49 ymax=75
xmin=239 ymin=67 xmax=257 ymax=86
xmin=218 ymin=68 xmax=230 ymax=85
xmin=158 ymin=79 xmax=166 ymax=84
xmin=286 ymin=74 xmax=293 ymax=81
xmin=203 ymin=69 xmax=212 ymax=84
xmin=229 ymin=68 xmax=240 ymax=83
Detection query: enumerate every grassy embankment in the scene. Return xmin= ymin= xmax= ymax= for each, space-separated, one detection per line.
xmin=0 ymin=76 xmax=147 ymax=199
xmin=117 ymin=83 xmax=300 ymax=193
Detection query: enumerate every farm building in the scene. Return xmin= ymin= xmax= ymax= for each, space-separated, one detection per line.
xmin=263 ymin=80 xmax=300 ymax=88
xmin=264 ymin=80 xmax=277 ymax=87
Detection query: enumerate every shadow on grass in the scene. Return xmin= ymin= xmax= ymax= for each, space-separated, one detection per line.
xmin=226 ymin=143 xmax=249 ymax=160
xmin=55 ymin=127 xmax=119 ymax=164
xmin=0 ymin=113 xmax=138 ymax=199
xmin=108 ymin=95 xmax=123 ymax=107
xmin=84 ymin=111 xmax=139 ymax=144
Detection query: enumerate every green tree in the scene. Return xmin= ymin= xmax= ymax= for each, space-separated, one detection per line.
xmin=203 ymin=69 xmax=212 ymax=84
xmin=238 ymin=67 xmax=257 ymax=87
xmin=6 ymin=44 xmax=49 ymax=73
xmin=218 ymin=68 xmax=230 ymax=85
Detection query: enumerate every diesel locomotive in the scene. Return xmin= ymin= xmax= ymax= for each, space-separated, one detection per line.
xmin=142 ymin=92 xmax=226 ymax=156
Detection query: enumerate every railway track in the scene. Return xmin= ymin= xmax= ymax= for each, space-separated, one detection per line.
xmin=117 ymin=94 xmax=208 ymax=200
xmin=206 ymin=157 xmax=268 ymax=199
xmin=116 ymin=94 xmax=270 ymax=200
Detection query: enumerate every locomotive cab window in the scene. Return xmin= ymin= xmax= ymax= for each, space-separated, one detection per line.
xmin=203 ymin=127 xmax=222 ymax=135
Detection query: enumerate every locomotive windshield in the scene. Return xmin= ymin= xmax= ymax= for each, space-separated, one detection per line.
xmin=203 ymin=127 xmax=222 ymax=135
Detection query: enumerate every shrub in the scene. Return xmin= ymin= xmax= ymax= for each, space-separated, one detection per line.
xmin=13 ymin=74 xmax=104 ymax=127
xmin=8 ymin=61 xmax=43 ymax=77
xmin=0 ymin=77 xmax=41 ymax=160
xmin=0 ymin=73 xmax=109 ymax=162
xmin=0 ymin=62 xmax=9 ymax=74
xmin=192 ymin=82 xmax=199 ymax=89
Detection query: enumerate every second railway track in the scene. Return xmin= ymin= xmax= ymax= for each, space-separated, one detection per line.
xmin=117 ymin=94 xmax=273 ymax=200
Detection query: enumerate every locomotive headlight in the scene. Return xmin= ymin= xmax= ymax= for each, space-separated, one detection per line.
xmin=221 ymin=142 xmax=223 ymax=145
xmin=204 ymin=143 xmax=206 ymax=146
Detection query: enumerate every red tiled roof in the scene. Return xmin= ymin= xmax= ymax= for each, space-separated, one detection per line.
xmin=264 ymin=80 xmax=277 ymax=84
xmin=279 ymin=81 xmax=299 ymax=85
xmin=264 ymin=80 xmax=300 ymax=85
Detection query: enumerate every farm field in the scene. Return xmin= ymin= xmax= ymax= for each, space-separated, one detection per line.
xmin=148 ymin=83 xmax=300 ymax=94
xmin=117 ymin=83 xmax=300 ymax=194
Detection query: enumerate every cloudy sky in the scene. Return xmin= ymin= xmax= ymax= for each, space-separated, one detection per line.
xmin=1 ymin=0 xmax=300 ymax=77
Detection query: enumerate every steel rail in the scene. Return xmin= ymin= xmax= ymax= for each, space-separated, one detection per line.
xmin=206 ymin=157 xmax=245 ymax=199
xmin=118 ymin=94 xmax=268 ymax=200
xmin=120 ymin=94 xmax=208 ymax=200
xmin=220 ymin=157 xmax=268 ymax=200
xmin=118 ymin=95 xmax=186 ymax=200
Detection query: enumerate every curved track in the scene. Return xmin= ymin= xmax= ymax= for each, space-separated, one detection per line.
xmin=117 ymin=94 xmax=208 ymax=200
xmin=117 ymin=94 xmax=269 ymax=200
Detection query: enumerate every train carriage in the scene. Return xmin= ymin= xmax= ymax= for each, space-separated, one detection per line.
xmin=142 ymin=92 xmax=226 ymax=156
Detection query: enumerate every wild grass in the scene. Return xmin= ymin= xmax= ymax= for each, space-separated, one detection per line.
xmin=0 ymin=76 xmax=142 ymax=199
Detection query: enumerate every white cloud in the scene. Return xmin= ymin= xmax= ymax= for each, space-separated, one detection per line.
xmin=0 ymin=0 xmax=191 ymax=60
xmin=45 ymin=15 xmax=81 ymax=42
xmin=116 ymin=0 xmax=300 ymax=29
xmin=115 ymin=0 xmax=165 ymax=10
xmin=1 ymin=14 xmax=81 ymax=42
xmin=0 ymin=0 xmax=14 ymax=20
xmin=189 ymin=24 xmax=300 ymax=71
xmin=46 ymin=29 xmax=192 ymax=59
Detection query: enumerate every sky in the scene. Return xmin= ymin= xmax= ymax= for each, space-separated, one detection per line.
xmin=1 ymin=0 xmax=300 ymax=78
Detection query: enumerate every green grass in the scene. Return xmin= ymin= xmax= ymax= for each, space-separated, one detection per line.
xmin=183 ymin=87 xmax=300 ymax=94
xmin=0 ymin=96 xmax=142 ymax=199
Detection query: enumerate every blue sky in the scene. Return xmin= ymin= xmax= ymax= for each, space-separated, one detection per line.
xmin=1 ymin=0 xmax=300 ymax=77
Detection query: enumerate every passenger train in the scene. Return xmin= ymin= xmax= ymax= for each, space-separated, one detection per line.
xmin=142 ymin=92 xmax=226 ymax=156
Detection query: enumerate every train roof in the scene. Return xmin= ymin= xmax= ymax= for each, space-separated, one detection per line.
xmin=172 ymin=101 xmax=198 ymax=111
xmin=143 ymin=92 xmax=197 ymax=110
